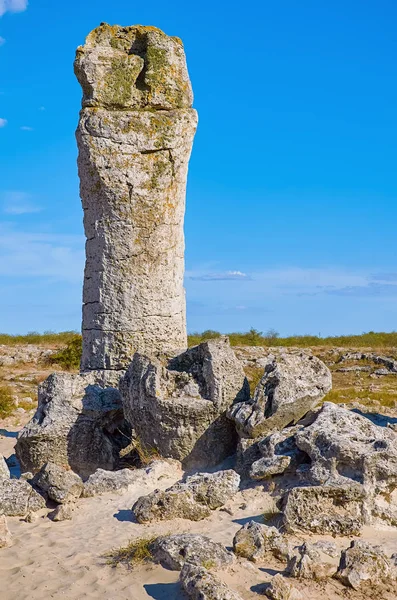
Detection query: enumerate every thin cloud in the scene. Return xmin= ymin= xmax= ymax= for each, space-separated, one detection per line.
xmin=0 ymin=36 xmax=5 ymax=46
xmin=370 ymin=273 xmax=397 ymax=283
xmin=0 ymin=117 xmax=7 ymax=127
xmin=189 ymin=270 xmax=252 ymax=281
xmin=0 ymin=0 xmax=28 ymax=17
xmin=20 ymin=125 xmax=33 ymax=131
xmin=321 ymin=282 xmax=397 ymax=298
xmin=2 ymin=191 xmax=41 ymax=214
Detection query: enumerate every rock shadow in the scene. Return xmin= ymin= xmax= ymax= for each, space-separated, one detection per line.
xmin=144 ymin=582 xmax=183 ymax=599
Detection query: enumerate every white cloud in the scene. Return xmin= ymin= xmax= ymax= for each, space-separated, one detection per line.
xmin=1 ymin=191 xmax=41 ymax=214
xmin=189 ymin=270 xmax=251 ymax=281
xmin=0 ymin=117 xmax=7 ymax=127
xmin=0 ymin=36 xmax=5 ymax=45
xmin=20 ymin=125 xmax=33 ymax=131
xmin=0 ymin=0 xmax=28 ymax=17
xmin=0 ymin=224 xmax=84 ymax=283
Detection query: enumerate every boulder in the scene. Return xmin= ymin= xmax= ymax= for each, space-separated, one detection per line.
xmin=133 ymin=469 xmax=240 ymax=523
xmin=180 ymin=563 xmax=243 ymax=600
xmin=15 ymin=372 xmax=131 ymax=478
xmin=264 ymin=574 xmax=303 ymax=600
xmin=151 ymin=533 xmax=234 ymax=570
xmin=233 ymin=521 xmax=290 ymax=562
xmin=295 ymin=403 xmax=397 ymax=490
xmin=121 ymin=337 xmax=249 ymax=469
xmin=228 ymin=351 xmax=331 ymax=439
xmin=33 ymin=462 xmax=83 ymax=504
xmin=0 ymin=455 xmax=10 ymax=479
xmin=286 ymin=542 xmax=336 ymax=579
xmin=0 ymin=515 xmax=12 ymax=549
xmin=0 ymin=478 xmax=45 ymax=517
xmin=336 ymin=541 xmax=395 ymax=590
xmin=281 ymin=484 xmax=365 ymax=535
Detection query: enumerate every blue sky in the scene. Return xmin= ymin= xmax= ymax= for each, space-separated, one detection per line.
xmin=0 ymin=0 xmax=397 ymax=336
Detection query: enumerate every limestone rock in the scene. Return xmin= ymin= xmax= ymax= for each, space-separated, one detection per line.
xmin=133 ymin=469 xmax=240 ymax=523
xmin=264 ymin=574 xmax=303 ymax=600
xmin=15 ymin=372 xmax=130 ymax=478
xmin=336 ymin=541 xmax=395 ymax=590
xmin=233 ymin=521 xmax=290 ymax=563
xmin=121 ymin=337 xmax=249 ymax=468
xmin=250 ymin=455 xmax=291 ymax=480
xmin=228 ymin=351 xmax=331 ymax=439
xmin=33 ymin=462 xmax=83 ymax=504
xmin=151 ymin=533 xmax=234 ymax=570
xmin=0 ymin=478 xmax=45 ymax=517
xmin=0 ymin=455 xmax=10 ymax=479
xmin=50 ymin=503 xmax=74 ymax=522
xmin=312 ymin=540 xmax=339 ymax=558
xmin=180 ymin=563 xmax=243 ymax=600
xmin=75 ymin=23 xmax=197 ymax=370
xmin=286 ymin=542 xmax=336 ymax=579
xmin=0 ymin=515 xmax=12 ymax=549
xmin=281 ymin=484 xmax=365 ymax=535
xmin=295 ymin=403 xmax=397 ymax=490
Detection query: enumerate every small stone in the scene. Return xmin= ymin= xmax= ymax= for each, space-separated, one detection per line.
xmin=24 ymin=511 xmax=38 ymax=523
xmin=264 ymin=574 xmax=303 ymax=600
xmin=0 ymin=478 xmax=45 ymax=517
xmin=286 ymin=542 xmax=336 ymax=580
xmin=180 ymin=563 xmax=243 ymax=600
xmin=0 ymin=515 xmax=12 ymax=548
xmin=250 ymin=455 xmax=291 ymax=480
xmin=336 ymin=540 xmax=395 ymax=590
xmin=233 ymin=521 xmax=290 ymax=563
xmin=50 ymin=504 xmax=73 ymax=522
xmin=33 ymin=462 xmax=83 ymax=504
xmin=151 ymin=533 xmax=234 ymax=570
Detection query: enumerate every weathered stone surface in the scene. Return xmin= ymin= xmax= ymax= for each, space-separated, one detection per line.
xmin=133 ymin=469 xmax=240 ymax=523
xmin=295 ymin=403 xmax=397 ymax=490
xmin=0 ymin=515 xmax=12 ymax=549
xmin=0 ymin=455 xmax=10 ymax=479
xmin=286 ymin=542 xmax=336 ymax=580
xmin=82 ymin=459 xmax=181 ymax=497
xmin=281 ymin=484 xmax=365 ymax=535
xmin=0 ymin=478 xmax=45 ymax=517
xmin=75 ymin=23 xmax=197 ymax=371
xmin=50 ymin=503 xmax=74 ymax=522
xmin=151 ymin=533 xmax=234 ymax=570
xmin=15 ymin=372 xmax=130 ymax=478
xmin=233 ymin=521 xmax=290 ymax=563
xmin=250 ymin=455 xmax=291 ymax=480
xmin=312 ymin=540 xmax=339 ymax=558
xmin=336 ymin=541 xmax=395 ymax=590
xmin=228 ymin=351 xmax=331 ymax=438
xmin=180 ymin=564 xmax=243 ymax=600
xmin=121 ymin=337 xmax=249 ymax=468
xmin=33 ymin=462 xmax=83 ymax=504
xmin=264 ymin=574 xmax=303 ymax=600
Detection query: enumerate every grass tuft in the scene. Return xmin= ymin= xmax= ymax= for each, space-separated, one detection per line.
xmin=105 ymin=536 xmax=157 ymax=567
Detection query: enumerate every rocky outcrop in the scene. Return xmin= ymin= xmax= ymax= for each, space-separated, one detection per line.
xmin=228 ymin=351 xmax=331 ymax=439
xmin=133 ymin=469 xmax=240 ymax=523
xmin=336 ymin=541 xmax=396 ymax=590
xmin=15 ymin=372 xmax=130 ymax=478
xmin=281 ymin=484 xmax=365 ymax=535
xmin=233 ymin=521 xmax=290 ymax=562
xmin=286 ymin=542 xmax=336 ymax=579
xmin=121 ymin=337 xmax=249 ymax=468
xmin=33 ymin=462 xmax=83 ymax=504
xmin=75 ymin=23 xmax=197 ymax=371
xmin=151 ymin=533 xmax=234 ymax=570
xmin=0 ymin=478 xmax=45 ymax=517
xmin=264 ymin=574 xmax=303 ymax=600
xmin=180 ymin=564 xmax=243 ymax=600
xmin=0 ymin=515 xmax=12 ymax=548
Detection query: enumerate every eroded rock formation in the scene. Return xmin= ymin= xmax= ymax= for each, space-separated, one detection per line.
xmin=74 ymin=23 xmax=198 ymax=372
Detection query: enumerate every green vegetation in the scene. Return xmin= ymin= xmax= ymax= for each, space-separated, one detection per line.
xmin=0 ymin=385 xmax=15 ymax=418
xmin=105 ymin=536 xmax=157 ymax=567
xmin=188 ymin=329 xmax=397 ymax=349
xmin=323 ymin=388 xmax=397 ymax=408
xmin=48 ymin=336 xmax=82 ymax=371
xmin=0 ymin=331 xmax=79 ymax=346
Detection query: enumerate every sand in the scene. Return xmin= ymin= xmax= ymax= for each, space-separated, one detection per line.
xmin=1 ymin=427 xmax=396 ymax=600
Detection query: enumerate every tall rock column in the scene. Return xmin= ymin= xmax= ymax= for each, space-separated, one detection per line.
xmin=75 ymin=24 xmax=197 ymax=372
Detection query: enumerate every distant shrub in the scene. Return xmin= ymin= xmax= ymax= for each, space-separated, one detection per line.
xmin=49 ymin=336 xmax=82 ymax=371
xmin=0 ymin=386 xmax=15 ymax=418
xmin=0 ymin=331 xmax=79 ymax=346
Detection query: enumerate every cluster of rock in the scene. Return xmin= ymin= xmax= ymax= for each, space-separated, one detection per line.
xmin=336 ymin=351 xmax=397 ymax=376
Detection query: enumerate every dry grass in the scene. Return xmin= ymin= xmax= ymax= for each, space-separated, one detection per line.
xmin=243 ymin=365 xmax=264 ymax=395
xmin=105 ymin=536 xmax=157 ymax=567
xmin=0 ymin=385 xmax=15 ymax=418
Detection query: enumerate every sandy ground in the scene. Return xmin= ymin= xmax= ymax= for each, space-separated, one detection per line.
xmin=1 ymin=428 xmax=397 ymax=600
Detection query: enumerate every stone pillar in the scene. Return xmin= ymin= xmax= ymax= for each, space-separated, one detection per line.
xmin=74 ymin=24 xmax=197 ymax=372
